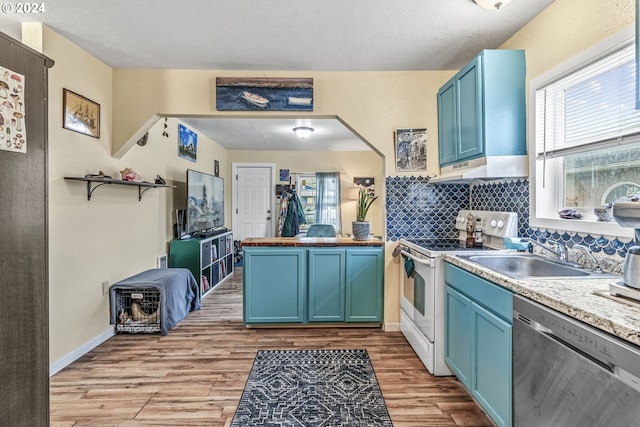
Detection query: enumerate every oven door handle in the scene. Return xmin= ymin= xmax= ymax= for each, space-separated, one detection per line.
xmin=400 ymin=249 xmax=435 ymax=268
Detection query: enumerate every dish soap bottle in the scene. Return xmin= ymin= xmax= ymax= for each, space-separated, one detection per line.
xmin=474 ymin=218 xmax=483 ymax=247
xmin=466 ymin=213 xmax=476 ymax=247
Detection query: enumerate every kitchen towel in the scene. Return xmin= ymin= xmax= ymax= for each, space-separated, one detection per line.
xmin=404 ymin=256 xmax=415 ymax=278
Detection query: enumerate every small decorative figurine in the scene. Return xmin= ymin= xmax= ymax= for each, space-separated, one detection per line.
xmin=466 ymin=213 xmax=476 ymax=247
xmin=120 ymin=167 xmax=141 ymax=182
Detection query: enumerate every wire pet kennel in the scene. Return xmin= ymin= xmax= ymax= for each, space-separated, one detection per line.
xmin=112 ymin=287 xmax=161 ymax=333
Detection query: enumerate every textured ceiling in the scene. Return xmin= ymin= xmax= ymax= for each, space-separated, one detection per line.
xmin=0 ymin=0 xmax=555 ymax=150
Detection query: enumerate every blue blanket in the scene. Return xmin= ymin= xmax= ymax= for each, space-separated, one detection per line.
xmin=109 ymin=268 xmax=200 ymax=335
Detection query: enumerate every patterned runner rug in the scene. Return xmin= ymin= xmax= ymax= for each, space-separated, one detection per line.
xmin=231 ymin=349 xmax=393 ymax=426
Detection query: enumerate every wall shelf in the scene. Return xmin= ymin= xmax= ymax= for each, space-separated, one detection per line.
xmin=64 ymin=176 xmax=175 ymax=201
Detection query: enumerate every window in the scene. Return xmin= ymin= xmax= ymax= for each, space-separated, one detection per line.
xmin=530 ymin=26 xmax=639 ymax=237
xmin=295 ymin=172 xmax=342 ymax=233
xmin=315 ymin=172 xmax=341 ymax=234
xmin=296 ymin=174 xmax=317 ymax=228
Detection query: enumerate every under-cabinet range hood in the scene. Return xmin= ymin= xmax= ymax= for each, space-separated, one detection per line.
xmin=430 ymin=155 xmax=528 ymax=183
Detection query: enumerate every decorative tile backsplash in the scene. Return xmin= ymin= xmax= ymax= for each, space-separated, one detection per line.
xmin=386 ymin=176 xmax=633 ymax=270
xmin=385 ymin=176 xmax=469 ymax=240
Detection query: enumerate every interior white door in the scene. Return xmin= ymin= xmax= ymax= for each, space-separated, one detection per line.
xmin=236 ymin=166 xmax=273 ymax=240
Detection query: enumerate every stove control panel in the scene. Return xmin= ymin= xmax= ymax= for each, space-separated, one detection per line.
xmin=455 ymin=210 xmax=518 ymax=239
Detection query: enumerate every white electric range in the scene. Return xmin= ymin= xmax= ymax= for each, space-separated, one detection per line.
xmin=397 ymin=210 xmax=519 ymax=376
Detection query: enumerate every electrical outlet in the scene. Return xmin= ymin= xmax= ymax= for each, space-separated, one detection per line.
xmin=102 ymin=280 xmax=109 ymax=295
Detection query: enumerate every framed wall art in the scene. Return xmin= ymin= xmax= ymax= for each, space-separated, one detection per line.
xmin=62 ymin=89 xmax=100 ymax=138
xmin=216 ymin=77 xmax=313 ymax=111
xmin=0 ymin=65 xmax=27 ymax=153
xmin=395 ymin=128 xmax=427 ymax=172
xmin=178 ymin=123 xmax=197 ymax=162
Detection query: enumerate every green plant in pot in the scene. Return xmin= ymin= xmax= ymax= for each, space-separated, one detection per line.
xmin=352 ymin=188 xmax=378 ymax=240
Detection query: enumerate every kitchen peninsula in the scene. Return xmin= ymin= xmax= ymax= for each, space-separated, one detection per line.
xmin=241 ymin=237 xmax=384 ymax=325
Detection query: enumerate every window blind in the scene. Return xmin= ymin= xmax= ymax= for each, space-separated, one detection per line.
xmin=536 ymin=42 xmax=640 ymax=158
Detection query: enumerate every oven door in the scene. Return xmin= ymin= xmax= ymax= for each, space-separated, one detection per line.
xmin=400 ymin=249 xmax=435 ymax=342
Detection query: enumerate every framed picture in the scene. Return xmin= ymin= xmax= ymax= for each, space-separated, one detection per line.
xmin=395 ymin=128 xmax=427 ymax=171
xmin=178 ymin=123 xmax=197 ymax=162
xmin=354 ymin=177 xmax=375 ymax=195
xmin=216 ymin=77 xmax=313 ymax=111
xmin=62 ymin=89 xmax=100 ymax=138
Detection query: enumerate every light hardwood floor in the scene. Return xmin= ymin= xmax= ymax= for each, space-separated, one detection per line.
xmin=50 ymin=267 xmax=493 ymax=427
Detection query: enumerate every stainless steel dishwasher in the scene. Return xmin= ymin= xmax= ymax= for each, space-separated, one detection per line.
xmin=513 ymin=295 xmax=640 ymax=426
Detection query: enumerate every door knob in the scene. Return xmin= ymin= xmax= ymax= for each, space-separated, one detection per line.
xmin=266 ymin=217 xmax=271 ymax=220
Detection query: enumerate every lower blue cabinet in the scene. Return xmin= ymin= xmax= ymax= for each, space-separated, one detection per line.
xmin=472 ymin=301 xmax=512 ymax=427
xmin=445 ymin=263 xmax=513 ymax=427
xmin=243 ymin=246 xmax=383 ymax=325
xmin=346 ymin=248 xmax=384 ymax=322
xmin=243 ymin=247 xmax=306 ymax=323
xmin=444 ymin=285 xmax=472 ymax=388
xmin=308 ymin=248 xmax=346 ymax=322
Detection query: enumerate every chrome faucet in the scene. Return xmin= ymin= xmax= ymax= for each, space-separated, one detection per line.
xmin=525 ymin=238 xmax=569 ymax=262
xmin=573 ymin=244 xmax=603 ymax=272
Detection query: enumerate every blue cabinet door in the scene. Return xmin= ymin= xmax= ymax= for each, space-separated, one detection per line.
xmin=438 ymin=78 xmax=458 ymax=165
xmin=445 ymin=263 xmax=513 ymax=427
xmin=437 ymin=50 xmax=525 ymax=168
xmin=472 ymin=303 xmax=512 ymax=427
xmin=444 ymin=284 xmax=472 ymax=388
xmin=308 ymin=248 xmax=346 ymax=322
xmin=456 ymin=56 xmax=484 ymax=161
xmin=243 ymin=247 xmax=306 ymax=323
xmin=345 ymin=247 xmax=383 ymax=322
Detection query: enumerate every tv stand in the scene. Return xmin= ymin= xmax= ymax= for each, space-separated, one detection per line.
xmin=169 ymin=230 xmax=234 ymax=298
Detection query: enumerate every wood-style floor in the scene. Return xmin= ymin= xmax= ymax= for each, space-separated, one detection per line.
xmin=50 ymin=267 xmax=493 ymax=427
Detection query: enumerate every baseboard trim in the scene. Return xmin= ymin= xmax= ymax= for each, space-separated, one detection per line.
xmin=383 ymin=322 xmax=400 ymax=332
xmin=50 ymin=327 xmax=114 ymax=376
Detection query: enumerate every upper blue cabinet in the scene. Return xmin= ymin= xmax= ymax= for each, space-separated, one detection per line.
xmin=437 ymin=50 xmax=527 ymax=179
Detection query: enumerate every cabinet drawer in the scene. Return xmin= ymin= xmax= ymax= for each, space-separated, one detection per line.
xmin=444 ymin=262 xmax=512 ymax=321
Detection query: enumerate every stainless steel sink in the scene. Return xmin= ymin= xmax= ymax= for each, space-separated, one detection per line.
xmin=457 ymin=254 xmax=616 ymax=279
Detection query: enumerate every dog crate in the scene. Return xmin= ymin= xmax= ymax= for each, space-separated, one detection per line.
xmin=112 ymin=287 xmax=161 ymax=333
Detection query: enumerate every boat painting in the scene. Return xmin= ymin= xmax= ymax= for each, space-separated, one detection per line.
xmin=216 ymin=77 xmax=313 ymax=111
xmin=241 ymin=91 xmax=269 ymax=109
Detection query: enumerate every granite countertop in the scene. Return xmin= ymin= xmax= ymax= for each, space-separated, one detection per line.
xmin=443 ymin=253 xmax=640 ymax=347
xmin=241 ymin=237 xmax=384 ymax=247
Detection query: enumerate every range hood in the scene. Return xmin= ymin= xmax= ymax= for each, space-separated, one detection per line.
xmin=430 ymin=155 xmax=528 ymax=183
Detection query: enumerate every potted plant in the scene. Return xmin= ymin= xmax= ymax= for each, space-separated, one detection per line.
xmin=352 ymin=188 xmax=378 ymax=240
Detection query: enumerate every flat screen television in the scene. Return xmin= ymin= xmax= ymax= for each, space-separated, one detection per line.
xmin=186 ymin=169 xmax=224 ymax=235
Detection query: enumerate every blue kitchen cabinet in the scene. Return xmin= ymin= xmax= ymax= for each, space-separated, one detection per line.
xmin=444 ymin=262 xmax=513 ymax=427
xmin=437 ymin=49 xmax=526 ymax=168
xmin=345 ymin=247 xmax=384 ymax=322
xmin=243 ymin=247 xmax=306 ymax=323
xmin=437 ymin=78 xmax=457 ymax=165
xmin=444 ymin=285 xmax=472 ymax=388
xmin=472 ymin=301 xmax=512 ymax=427
xmin=243 ymin=245 xmax=384 ymax=325
xmin=308 ymin=248 xmax=346 ymax=322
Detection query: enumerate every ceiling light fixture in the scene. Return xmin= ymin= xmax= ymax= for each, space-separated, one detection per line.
xmin=472 ymin=0 xmax=512 ymax=10
xmin=293 ymin=126 xmax=314 ymax=138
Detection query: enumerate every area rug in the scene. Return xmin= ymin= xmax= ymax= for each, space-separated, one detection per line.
xmin=231 ymin=349 xmax=393 ymax=427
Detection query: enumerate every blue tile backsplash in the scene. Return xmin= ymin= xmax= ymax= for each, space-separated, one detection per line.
xmin=386 ymin=177 xmax=633 ymax=267
xmin=386 ymin=176 xmax=469 ymax=240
